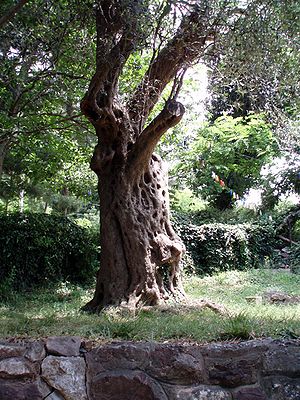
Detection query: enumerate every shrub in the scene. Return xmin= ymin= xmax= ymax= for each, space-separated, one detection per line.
xmin=172 ymin=211 xmax=276 ymax=275
xmin=170 ymin=188 xmax=207 ymax=213
xmin=292 ymin=220 xmax=300 ymax=241
xmin=0 ymin=213 xmax=99 ymax=298
xmin=290 ymin=243 xmax=300 ymax=274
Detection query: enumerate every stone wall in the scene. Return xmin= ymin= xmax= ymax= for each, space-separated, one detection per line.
xmin=0 ymin=337 xmax=299 ymax=399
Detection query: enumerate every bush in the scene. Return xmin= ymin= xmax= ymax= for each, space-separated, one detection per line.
xmin=172 ymin=211 xmax=276 ymax=275
xmin=290 ymin=243 xmax=300 ymax=274
xmin=0 ymin=213 xmax=99 ymax=298
xmin=170 ymin=188 xmax=207 ymax=213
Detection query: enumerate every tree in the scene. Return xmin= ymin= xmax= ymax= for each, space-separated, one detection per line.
xmin=80 ymin=0 xmax=215 ymax=310
xmin=261 ymin=150 xmax=300 ymax=210
xmin=176 ymin=114 xmax=278 ymax=210
xmin=0 ymin=0 xmax=30 ymax=29
xmin=204 ymin=0 xmax=300 ymax=210
xmin=207 ymin=0 xmax=300 ymax=122
xmin=80 ymin=0 xmax=299 ymax=311
xmin=0 ymin=128 xmax=97 ymax=213
xmin=0 ymin=0 xmax=95 ymax=178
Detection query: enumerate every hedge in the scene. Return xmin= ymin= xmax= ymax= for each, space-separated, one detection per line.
xmin=172 ymin=212 xmax=276 ymax=275
xmin=0 ymin=213 xmax=99 ymax=298
xmin=290 ymin=243 xmax=300 ymax=274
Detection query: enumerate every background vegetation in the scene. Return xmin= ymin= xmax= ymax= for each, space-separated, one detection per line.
xmin=0 ymin=213 xmax=99 ymax=300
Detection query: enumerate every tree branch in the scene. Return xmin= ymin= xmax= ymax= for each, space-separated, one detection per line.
xmin=80 ymin=2 xmax=136 ymax=125
xmin=0 ymin=0 xmax=30 ymax=29
xmin=127 ymin=7 xmax=209 ymax=128
xmin=128 ymin=99 xmax=185 ymax=174
xmin=80 ymin=36 xmax=134 ymax=125
xmin=277 ymin=235 xmax=297 ymax=245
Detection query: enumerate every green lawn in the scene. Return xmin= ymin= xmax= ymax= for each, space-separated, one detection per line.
xmin=0 ymin=269 xmax=299 ymax=342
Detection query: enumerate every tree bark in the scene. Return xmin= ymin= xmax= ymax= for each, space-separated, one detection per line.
xmin=81 ymin=1 xmax=210 ymax=311
xmin=82 ymin=102 xmax=186 ymax=311
xmin=85 ymin=151 xmax=185 ymax=310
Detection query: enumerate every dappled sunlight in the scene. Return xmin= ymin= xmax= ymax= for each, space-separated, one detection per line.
xmin=184 ymin=269 xmax=300 ymax=336
xmin=0 ymin=269 xmax=299 ymax=341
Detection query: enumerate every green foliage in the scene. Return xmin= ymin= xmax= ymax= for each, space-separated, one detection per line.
xmin=119 ymin=52 xmax=152 ymax=99
xmin=0 ymin=0 xmax=98 ymax=210
xmin=290 ymin=243 xmax=300 ymax=274
xmin=293 ymin=220 xmax=300 ymax=241
xmin=4 ymin=130 xmax=96 ymax=193
xmin=261 ymin=152 xmax=300 ymax=210
xmin=172 ymin=211 xmax=276 ymax=275
xmin=176 ymin=114 xmax=278 ymax=209
xmin=0 ymin=0 xmax=95 ymax=138
xmin=170 ymin=188 xmax=207 ymax=213
xmin=208 ymin=0 xmax=300 ymax=120
xmin=0 ymin=213 xmax=99 ymax=299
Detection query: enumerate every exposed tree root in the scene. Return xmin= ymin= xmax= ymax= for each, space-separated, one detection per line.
xmin=141 ymin=299 xmax=229 ymax=316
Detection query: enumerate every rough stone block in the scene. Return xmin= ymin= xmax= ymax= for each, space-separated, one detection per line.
xmin=87 ymin=369 xmax=168 ymax=400
xmin=205 ymin=353 xmax=261 ymax=388
xmin=146 ymin=344 xmax=206 ymax=384
xmin=0 ymin=343 xmax=26 ymax=359
xmin=42 ymin=355 xmax=87 ymax=400
xmin=262 ymin=376 xmax=300 ymax=400
xmin=0 ymin=357 xmax=37 ymax=379
xmin=86 ymin=342 xmax=150 ymax=374
xmin=25 ymin=340 xmax=46 ymax=362
xmin=203 ymin=342 xmax=265 ymax=388
xmin=262 ymin=342 xmax=300 ymax=377
xmin=46 ymin=336 xmax=82 ymax=356
xmin=0 ymin=378 xmax=50 ymax=400
xmin=232 ymin=386 xmax=268 ymax=400
xmin=164 ymin=384 xmax=232 ymax=400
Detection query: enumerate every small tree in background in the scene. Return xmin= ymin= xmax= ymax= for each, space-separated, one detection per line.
xmin=177 ymin=114 xmax=278 ymax=210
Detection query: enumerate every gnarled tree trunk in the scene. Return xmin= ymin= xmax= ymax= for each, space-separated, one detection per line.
xmin=91 ymin=152 xmax=185 ymax=308
xmin=83 ymin=102 xmax=187 ymax=311
xmin=81 ymin=1 xmax=209 ymax=311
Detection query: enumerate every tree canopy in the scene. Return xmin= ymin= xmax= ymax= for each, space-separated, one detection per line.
xmin=0 ymin=0 xmax=95 ymax=174
xmin=207 ymin=0 xmax=300 ymax=121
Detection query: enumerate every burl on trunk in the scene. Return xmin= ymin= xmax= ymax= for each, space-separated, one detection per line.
xmin=80 ymin=1 xmax=208 ymax=311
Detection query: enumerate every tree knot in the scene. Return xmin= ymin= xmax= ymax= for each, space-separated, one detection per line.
xmin=154 ymin=233 xmax=184 ymax=264
xmin=165 ymin=99 xmax=185 ymax=118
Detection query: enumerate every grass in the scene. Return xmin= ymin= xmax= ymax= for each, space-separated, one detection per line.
xmin=0 ymin=269 xmax=299 ymax=342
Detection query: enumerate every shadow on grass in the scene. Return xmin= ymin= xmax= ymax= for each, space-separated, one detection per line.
xmin=0 ymin=270 xmax=299 ymax=342
xmin=1 ymin=301 xmax=299 ymax=342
